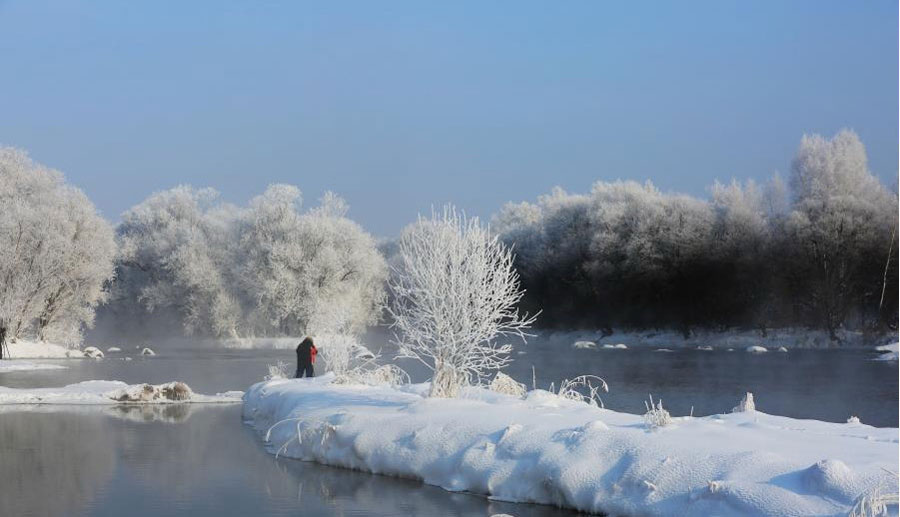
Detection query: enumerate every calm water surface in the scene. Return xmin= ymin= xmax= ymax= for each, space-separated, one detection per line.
xmin=0 ymin=338 xmax=896 ymax=516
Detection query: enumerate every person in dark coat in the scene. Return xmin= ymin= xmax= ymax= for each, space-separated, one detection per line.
xmin=295 ymin=337 xmax=317 ymax=378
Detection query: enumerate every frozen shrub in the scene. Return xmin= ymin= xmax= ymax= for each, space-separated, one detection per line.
xmin=849 ymin=482 xmax=899 ymax=517
xmin=388 ymin=205 xmax=537 ymax=398
xmin=265 ymin=360 xmax=290 ymax=381
xmin=490 ymin=372 xmax=526 ymax=397
xmin=643 ymin=394 xmax=673 ymax=429
xmin=553 ymin=375 xmax=609 ymax=408
xmin=732 ymin=392 xmax=755 ymax=413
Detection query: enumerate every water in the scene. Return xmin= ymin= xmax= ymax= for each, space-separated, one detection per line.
xmin=0 ymin=340 xmax=896 ymax=516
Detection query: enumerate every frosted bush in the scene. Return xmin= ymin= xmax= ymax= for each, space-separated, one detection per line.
xmin=265 ymin=360 xmax=289 ymax=381
xmin=553 ymin=375 xmax=609 ymax=408
xmin=849 ymin=482 xmax=899 ymax=517
xmin=847 ymin=415 xmax=861 ymax=424
xmin=489 ymin=372 xmax=526 ymax=397
xmin=732 ymin=392 xmax=755 ymax=413
xmin=643 ymin=394 xmax=673 ymax=429
xmin=388 ymin=205 xmax=537 ymax=398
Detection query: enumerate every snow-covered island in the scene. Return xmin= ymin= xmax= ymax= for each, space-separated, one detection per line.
xmin=244 ymin=374 xmax=898 ymax=517
xmin=0 ymin=381 xmax=242 ymax=405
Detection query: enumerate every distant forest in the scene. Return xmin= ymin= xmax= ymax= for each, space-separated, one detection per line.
xmin=1 ymin=130 xmax=896 ymax=348
xmin=492 ymin=130 xmax=898 ymax=337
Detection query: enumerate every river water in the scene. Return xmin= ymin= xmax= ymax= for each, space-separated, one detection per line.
xmin=0 ymin=340 xmax=896 ymax=516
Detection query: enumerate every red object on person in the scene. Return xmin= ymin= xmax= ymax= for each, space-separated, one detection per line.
xmin=310 ymin=345 xmax=317 ymax=364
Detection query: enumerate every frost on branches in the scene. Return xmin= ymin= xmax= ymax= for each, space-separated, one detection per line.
xmin=388 ymin=205 xmax=537 ymax=398
xmin=0 ymin=147 xmax=116 ymax=352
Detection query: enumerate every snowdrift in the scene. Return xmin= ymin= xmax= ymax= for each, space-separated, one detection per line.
xmin=0 ymin=381 xmax=243 ymax=405
xmin=244 ymin=375 xmax=898 ymax=517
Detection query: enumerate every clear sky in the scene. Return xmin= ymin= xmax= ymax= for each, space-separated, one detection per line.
xmin=0 ymin=1 xmax=896 ymax=236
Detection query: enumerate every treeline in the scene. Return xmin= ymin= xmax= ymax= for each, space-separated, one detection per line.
xmin=492 ymin=130 xmax=898 ymax=337
xmin=0 ymin=129 xmax=896 ymax=349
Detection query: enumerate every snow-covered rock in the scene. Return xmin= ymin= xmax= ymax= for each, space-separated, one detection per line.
xmin=106 ymin=347 xmax=121 ymax=353
xmin=696 ymin=346 xmax=713 ymax=351
xmin=140 ymin=347 xmax=156 ymax=356
xmin=572 ymin=340 xmax=597 ymax=349
xmin=875 ymin=342 xmax=898 ymax=362
xmin=0 ymin=380 xmax=242 ymax=405
xmin=746 ymin=345 xmax=768 ymax=353
xmin=111 ymin=382 xmax=193 ymax=402
xmin=244 ymin=375 xmax=898 ymax=517
xmin=83 ymin=346 xmax=104 ymax=359
xmin=602 ymin=343 xmax=628 ymax=349
xmin=653 ymin=348 xmax=674 ymax=353
xmin=777 ymin=346 xmax=789 ymax=353
xmin=0 ymin=360 xmax=67 ymax=372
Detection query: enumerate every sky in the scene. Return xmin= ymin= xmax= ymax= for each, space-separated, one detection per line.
xmin=0 ymin=1 xmax=896 ymax=236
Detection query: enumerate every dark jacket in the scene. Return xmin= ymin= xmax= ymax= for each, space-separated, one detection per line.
xmin=296 ymin=338 xmax=317 ymax=366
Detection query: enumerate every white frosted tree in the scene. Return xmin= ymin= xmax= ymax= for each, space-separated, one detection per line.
xmin=0 ymin=147 xmax=116 ymax=353
xmin=786 ymin=129 xmax=897 ymax=335
xmin=388 ymin=205 xmax=537 ymax=398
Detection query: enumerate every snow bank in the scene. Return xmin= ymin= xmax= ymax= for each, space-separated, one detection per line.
xmin=244 ymin=376 xmax=898 ymax=517
xmin=0 ymin=381 xmax=243 ymax=405
xmin=4 ymin=340 xmax=84 ymax=358
xmin=875 ymin=342 xmax=898 ymax=362
xmin=0 ymin=360 xmax=67 ymax=372
xmin=746 ymin=345 xmax=768 ymax=353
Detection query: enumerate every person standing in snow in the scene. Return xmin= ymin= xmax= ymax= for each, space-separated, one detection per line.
xmin=295 ymin=337 xmax=317 ymax=378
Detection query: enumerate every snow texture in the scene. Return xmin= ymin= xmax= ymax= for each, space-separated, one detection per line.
xmin=0 ymin=381 xmax=242 ymax=405
xmin=244 ymin=375 xmax=898 ymax=517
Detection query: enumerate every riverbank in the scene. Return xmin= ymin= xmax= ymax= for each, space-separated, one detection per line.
xmin=244 ymin=374 xmax=899 ymax=517
xmin=537 ymin=328 xmax=896 ymax=351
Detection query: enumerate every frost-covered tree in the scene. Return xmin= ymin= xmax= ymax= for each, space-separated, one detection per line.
xmin=0 ymin=147 xmax=116 ymax=352
xmin=786 ymin=130 xmax=897 ymax=335
xmin=113 ymin=185 xmax=387 ymax=341
xmin=115 ymin=186 xmax=244 ymax=338
xmin=389 ymin=205 xmax=537 ymax=398
xmin=239 ymin=187 xmax=387 ymax=337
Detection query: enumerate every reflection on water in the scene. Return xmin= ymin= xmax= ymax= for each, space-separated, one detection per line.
xmin=0 ymin=406 xmax=578 ymax=517
xmin=0 ymin=338 xmax=896 ymax=516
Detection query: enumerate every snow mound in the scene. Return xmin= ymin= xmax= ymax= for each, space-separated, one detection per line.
xmin=602 ymin=343 xmax=628 ymax=349
xmin=653 ymin=348 xmax=674 ymax=353
xmin=140 ymin=347 xmax=156 ymax=356
xmin=0 ymin=381 xmax=242 ymax=405
xmin=0 ymin=360 xmax=67 ymax=372
xmin=746 ymin=345 xmax=768 ymax=353
xmin=106 ymin=347 xmax=121 ymax=353
xmin=875 ymin=342 xmax=898 ymax=362
xmin=777 ymin=346 xmax=789 ymax=353
xmin=572 ymin=340 xmax=597 ymax=349
xmin=5 ymin=340 xmax=83 ymax=358
xmin=243 ymin=376 xmax=899 ymax=517
xmin=696 ymin=346 xmax=714 ymax=351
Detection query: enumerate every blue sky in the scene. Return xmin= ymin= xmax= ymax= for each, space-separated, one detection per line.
xmin=0 ymin=1 xmax=896 ymax=236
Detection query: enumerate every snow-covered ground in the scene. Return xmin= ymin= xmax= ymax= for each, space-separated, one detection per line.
xmin=875 ymin=342 xmax=899 ymax=361
xmin=0 ymin=381 xmax=243 ymax=405
xmin=0 ymin=360 xmax=67 ymax=372
xmin=553 ymin=328 xmax=894 ymax=350
xmin=244 ymin=375 xmax=898 ymax=517
xmin=4 ymin=340 xmax=86 ymax=358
